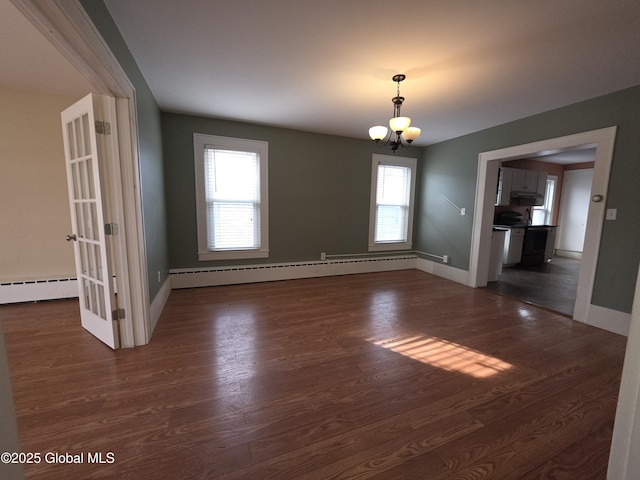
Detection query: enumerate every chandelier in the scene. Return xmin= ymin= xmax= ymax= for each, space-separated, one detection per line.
xmin=369 ymin=74 xmax=421 ymax=151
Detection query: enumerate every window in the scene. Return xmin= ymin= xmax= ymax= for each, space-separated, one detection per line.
xmin=368 ymin=154 xmax=417 ymax=252
xmin=532 ymin=175 xmax=557 ymax=225
xmin=194 ymin=134 xmax=268 ymax=261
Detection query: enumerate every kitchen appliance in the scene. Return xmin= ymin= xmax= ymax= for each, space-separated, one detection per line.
xmin=495 ymin=212 xmax=558 ymax=266
xmin=521 ymin=226 xmax=551 ymax=266
xmin=495 ymin=211 xmax=525 ymax=226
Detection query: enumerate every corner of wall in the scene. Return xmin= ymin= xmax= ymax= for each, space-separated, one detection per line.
xmin=415 ymin=257 xmax=470 ymax=286
xmin=149 ymin=275 xmax=171 ymax=336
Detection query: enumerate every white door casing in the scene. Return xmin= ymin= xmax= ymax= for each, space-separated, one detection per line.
xmin=469 ymin=127 xmax=616 ymax=327
xmin=62 ymin=93 xmax=119 ymax=349
xmin=12 ymin=0 xmax=151 ymax=347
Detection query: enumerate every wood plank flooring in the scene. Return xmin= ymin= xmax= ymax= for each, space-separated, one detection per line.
xmin=1 ymin=270 xmax=627 ymax=479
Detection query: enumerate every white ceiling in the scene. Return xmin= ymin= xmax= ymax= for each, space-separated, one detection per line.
xmin=3 ymin=0 xmax=640 ymax=149
xmin=102 ymin=0 xmax=640 ymax=146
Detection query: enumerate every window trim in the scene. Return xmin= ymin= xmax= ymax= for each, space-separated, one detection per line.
xmin=193 ymin=133 xmax=269 ymax=261
xmin=532 ymin=175 xmax=557 ymax=226
xmin=368 ymin=154 xmax=417 ymax=252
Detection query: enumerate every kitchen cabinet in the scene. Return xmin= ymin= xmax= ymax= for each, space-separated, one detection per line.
xmin=489 ymin=228 xmax=507 ymax=281
xmin=496 ymin=168 xmax=512 ymax=206
xmin=511 ymin=168 xmax=540 ymax=193
xmin=496 ymin=167 xmax=547 ymax=206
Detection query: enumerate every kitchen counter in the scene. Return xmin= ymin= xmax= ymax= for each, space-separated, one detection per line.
xmin=493 ymin=224 xmax=558 ymax=266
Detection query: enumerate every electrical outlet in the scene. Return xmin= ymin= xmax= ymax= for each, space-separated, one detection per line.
xmin=157 ymin=271 xmax=161 ymax=282
xmin=320 ymin=252 xmax=326 ymax=261
xmin=606 ymin=208 xmax=617 ymax=220
xmin=460 ymin=208 xmax=466 ymax=216
xmin=443 ymin=255 xmax=450 ymax=264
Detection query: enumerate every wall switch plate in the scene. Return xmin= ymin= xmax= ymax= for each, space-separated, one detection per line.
xmin=606 ymin=208 xmax=617 ymax=220
xmin=460 ymin=207 xmax=466 ymax=216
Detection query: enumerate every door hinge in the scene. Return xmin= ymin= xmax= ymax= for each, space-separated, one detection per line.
xmin=95 ymin=120 xmax=111 ymax=135
xmin=112 ymin=308 xmax=126 ymax=321
xmin=105 ymin=223 xmax=119 ymax=235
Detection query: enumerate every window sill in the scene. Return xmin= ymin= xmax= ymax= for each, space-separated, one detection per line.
xmin=368 ymin=242 xmax=412 ymax=252
xmin=198 ymin=249 xmax=269 ymax=261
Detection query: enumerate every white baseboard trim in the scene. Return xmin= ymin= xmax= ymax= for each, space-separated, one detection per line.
xmin=6 ymin=259 xmax=630 ymax=339
xmin=584 ymin=303 xmax=631 ymax=336
xmin=415 ymin=257 xmax=470 ymax=286
xmin=149 ymin=276 xmax=171 ymax=335
xmin=170 ymin=255 xmax=417 ymax=289
xmin=0 ymin=277 xmax=78 ymax=304
xmin=555 ymin=249 xmax=583 ymax=259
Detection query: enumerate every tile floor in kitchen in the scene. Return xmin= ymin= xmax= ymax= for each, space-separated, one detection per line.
xmin=484 ymin=255 xmax=580 ymax=317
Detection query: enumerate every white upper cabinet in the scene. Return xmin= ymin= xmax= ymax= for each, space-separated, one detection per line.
xmin=496 ymin=167 xmax=547 ymax=206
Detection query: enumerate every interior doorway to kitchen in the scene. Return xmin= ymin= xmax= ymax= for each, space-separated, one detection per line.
xmin=468 ymin=127 xmax=616 ymax=330
xmin=485 ymin=255 xmax=581 ymax=316
xmin=485 ymin=151 xmax=595 ymax=317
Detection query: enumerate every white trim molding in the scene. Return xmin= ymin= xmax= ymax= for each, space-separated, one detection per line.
xmin=368 ymin=154 xmax=417 ymax=252
xmin=12 ymin=0 xmax=151 ymax=347
xmin=415 ymin=257 xmax=470 ymax=285
xmin=608 ymin=266 xmax=640 ymax=478
xmin=149 ymin=276 xmax=171 ymax=334
xmin=171 ymin=256 xmax=417 ymax=289
xmin=469 ymin=126 xmax=617 ymax=329
xmin=0 ymin=278 xmax=78 ymax=304
xmin=584 ymin=304 xmax=631 ymax=336
xmin=193 ymin=133 xmax=269 ymax=262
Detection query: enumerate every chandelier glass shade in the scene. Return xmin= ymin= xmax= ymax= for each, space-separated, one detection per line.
xmin=369 ymin=74 xmax=421 ymax=151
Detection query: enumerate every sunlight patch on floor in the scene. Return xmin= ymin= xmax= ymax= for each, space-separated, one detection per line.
xmin=367 ymin=334 xmax=513 ymax=378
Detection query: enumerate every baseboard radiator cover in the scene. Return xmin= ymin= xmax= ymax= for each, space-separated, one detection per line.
xmin=0 ymin=277 xmax=79 ymax=304
xmin=170 ymin=255 xmax=418 ymax=289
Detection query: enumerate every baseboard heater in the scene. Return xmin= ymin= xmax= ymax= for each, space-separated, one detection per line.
xmin=170 ymin=255 xmax=417 ymax=289
xmin=0 ymin=277 xmax=78 ymax=304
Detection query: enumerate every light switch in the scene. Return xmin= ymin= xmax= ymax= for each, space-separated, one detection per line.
xmin=606 ymin=208 xmax=617 ymax=220
xmin=460 ymin=207 xmax=466 ymax=216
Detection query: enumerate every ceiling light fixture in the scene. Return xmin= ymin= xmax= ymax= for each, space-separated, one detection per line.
xmin=369 ymin=74 xmax=421 ymax=152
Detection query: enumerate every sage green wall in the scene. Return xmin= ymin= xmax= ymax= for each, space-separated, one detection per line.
xmin=161 ymin=113 xmax=417 ymax=268
xmin=416 ymin=85 xmax=640 ymax=313
xmin=80 ymin=1 xmax=169 ymax=302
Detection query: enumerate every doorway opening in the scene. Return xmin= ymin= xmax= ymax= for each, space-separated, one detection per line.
xmin=485 ymin=148 xmax=596 ymax=317
xmin=469 ymin=127 xmax=616 ymax=329
xmin=10 ymin=0 xmax=151 ymax=346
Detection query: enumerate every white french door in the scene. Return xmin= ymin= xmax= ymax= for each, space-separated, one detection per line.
xmin=61 ymin=93 xmax=119 ymax=349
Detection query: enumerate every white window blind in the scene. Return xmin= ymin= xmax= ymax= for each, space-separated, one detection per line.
xmin=374 ymin=164 xmax=411 ymax=243
xmin=204 ymin=148 xmax=261 ymax=250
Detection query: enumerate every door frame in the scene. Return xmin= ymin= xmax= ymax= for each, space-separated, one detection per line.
xmin=12 ymin=0 xmax=150 ymax=346
xmin=468 ymin=126 xmax=617 ymax=326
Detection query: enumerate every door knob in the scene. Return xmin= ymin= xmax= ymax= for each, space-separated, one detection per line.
xmin=65 ymin=234 xmax=77 ymax=241
xmin=592 ymin=194 xmax=604 ymax=202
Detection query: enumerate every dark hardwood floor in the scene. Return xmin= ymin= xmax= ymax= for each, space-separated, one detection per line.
xmin=484 ymin=256 xmax=581 ymax=317
xmin=1 ymin=270 xmax=626 ymax=479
